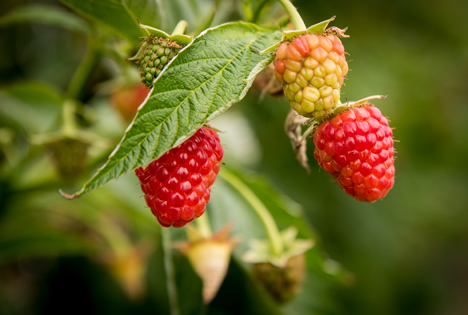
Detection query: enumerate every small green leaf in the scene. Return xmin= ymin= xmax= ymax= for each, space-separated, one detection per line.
xmin=60 ymin=22 xmax=282 ymax=199
xmin=139 ymin=23 xmax=193 ymax=45
xmin=0 ymin=4 xmax=91 ymax=34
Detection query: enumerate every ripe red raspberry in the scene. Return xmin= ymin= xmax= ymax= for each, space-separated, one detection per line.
xmin=274 ymin=29 xmax=348 ymax=118
xmin=313 ymin=104 xmax=395 ymax=202
xmin=135 ymin=127 xmax=223 ymax=227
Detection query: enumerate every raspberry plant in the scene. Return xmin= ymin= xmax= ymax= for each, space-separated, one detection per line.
xmin=0 ymin=0 xmax=396 ymax=313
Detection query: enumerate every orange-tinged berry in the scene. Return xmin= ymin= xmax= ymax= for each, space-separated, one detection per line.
xmin=274 ymin=29 xmax=349 ymax=118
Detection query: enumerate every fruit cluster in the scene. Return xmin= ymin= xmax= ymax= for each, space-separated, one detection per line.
xmin=274 ymin=30 xmax=348 ymax=118
xmin=136 ymin=36 xmax=183 ymax=88
xmin=135 ymin=127 xmax=223 ymax=227
xmin=313 ymin=105 xmax=395 ymax=202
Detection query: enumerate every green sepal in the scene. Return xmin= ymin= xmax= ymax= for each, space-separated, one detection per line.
xmin=139 ymin=23 xmax=193 ymax=46
xmin=306 ymin=16 xmax=336 ymax=35
xmin=257 ymin=16 xmax=337 ymax=54
xmin=242 ymin=226 xmax=314 ymax=268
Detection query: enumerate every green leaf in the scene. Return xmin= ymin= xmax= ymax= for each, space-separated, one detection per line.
xmin=0 ymin=4 xmax=91 ymax=34
xmin=139 ymin=22 xmax=193 ymax=45
xmin=0 ymin=81 xmax=62 ymax=134
xmin=61 ymin=22 xmax=281 ymax=199
xmin=59 ymin=0 xmax=146 ymax=44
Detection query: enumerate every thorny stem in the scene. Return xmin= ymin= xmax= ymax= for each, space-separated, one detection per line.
xmin=161 ymin=228 xmax=180 ymax=315
xmin=171 ymin=20 xmax=188 ymax=36
xmin=219 ymin=169 xmax=284 ymax=257
xmin=277 ymin=0 xmax=306 ymax=30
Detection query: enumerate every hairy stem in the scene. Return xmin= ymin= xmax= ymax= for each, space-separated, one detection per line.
xmin=219 ymin=169 xmax=283 ymax=257
xmin=277 ymin=0 xmax=306 ymax=30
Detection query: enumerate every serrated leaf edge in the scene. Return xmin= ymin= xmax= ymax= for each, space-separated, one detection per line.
xmin=60 ymin=21 xmax=279 ymax=200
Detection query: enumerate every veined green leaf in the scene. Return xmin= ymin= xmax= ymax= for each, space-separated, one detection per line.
xmin=61 ymin=22 xmax=282 ymax=199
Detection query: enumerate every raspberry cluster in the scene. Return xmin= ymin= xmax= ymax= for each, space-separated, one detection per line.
xmin=135 ymin=127 xmax=223 ymax=227
xmin=313 ymin=105 xmax=395 ymax=202
xmin=136 ymin=36 xmax=183 ymax=88
xmin=274 ymin=31 xmax=348 ymax=118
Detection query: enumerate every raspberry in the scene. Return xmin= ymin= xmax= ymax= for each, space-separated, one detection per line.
xmin=110 ymin=83 xmax=151 ymax=122
xmin=46 ymin=138 xmax=88 ymax=181
xmin=253 ymin=254 xmax=306 ymax=304
xmin=274 ymin=29 xmax=348 ymax=118
xmin=135 ymin=36 xmax=183 ymax=88
xmin=135 ymin=127 xmax=223 ymax=227
xmin=313 ymin=104 xmax=395 ymax=202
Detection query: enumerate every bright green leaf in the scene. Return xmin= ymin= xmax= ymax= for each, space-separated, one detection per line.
xmin=61 ymin=22 xmax=281 ymax=199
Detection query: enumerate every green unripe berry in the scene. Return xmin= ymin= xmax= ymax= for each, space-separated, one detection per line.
xmin=151 ymin=68 xmax=156 ymax=75
xmin=161 ymin=41 xmax=167 ymax=48
xmin=152 ymin=45 xmax=159 ymax=52
xmin=145 ymin=73 xmax=153 ymax=81
xmin=157 ymin=48 xmax=165 ymax=57
xmin=160 ymin=56 xmax=168 ymax=64
xmin=164 ymin=48 xmax=171 ymax=56
xmin=154 ymin=59 xmax=161 ymax=67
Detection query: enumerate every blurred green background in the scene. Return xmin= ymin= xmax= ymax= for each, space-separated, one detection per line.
xmin=1 ymin=0 xmax=467 ymax=314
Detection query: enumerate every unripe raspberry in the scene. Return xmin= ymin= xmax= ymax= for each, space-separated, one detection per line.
xmin=253 ymin=254 xmax=306 ymax=304
xmin=135 ymin=127 xmax=223 ymax=227
xmin=275 ymin=29 xmax=348 ymax=118
xmin=313 ymin=104 xmax=395 ymax=202
xmin=135 ymin=36 xmax=183 ymax=88
xmin=46 ymin=138 xmax=88 ymax=181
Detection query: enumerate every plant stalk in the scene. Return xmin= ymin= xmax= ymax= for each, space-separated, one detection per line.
xmin=171 ymin=20 xmax=188 ymax=36
xmin=277 ymin=0 xmax=306 ymax=30
xmin=66 ymin=31 xmax=103 ymax=101
xmin=161 ymin=228 xmax=180 ymax=315
xmin=219 ymin=169 xmax=284 ymax=257
xmin=195 ymin=211 xmax=213 ymax=238
xmin=61 ymin=100 xmax=78 ymax=138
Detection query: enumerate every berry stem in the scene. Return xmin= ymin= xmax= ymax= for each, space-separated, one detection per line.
xmin=219 ymin=169 xmax=284 ymax=257
xmin=161 ymin=228 xmax=181 ymax=315
xmin=62 ymin=100 xmax=78 ymax=138
xmin=277 ymin=0 xmax=306 ymax=30
xmin=195 ymin=211 xmax=213 ymax=238
xmin=171 ymin=20 xmax=188 ymax=36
